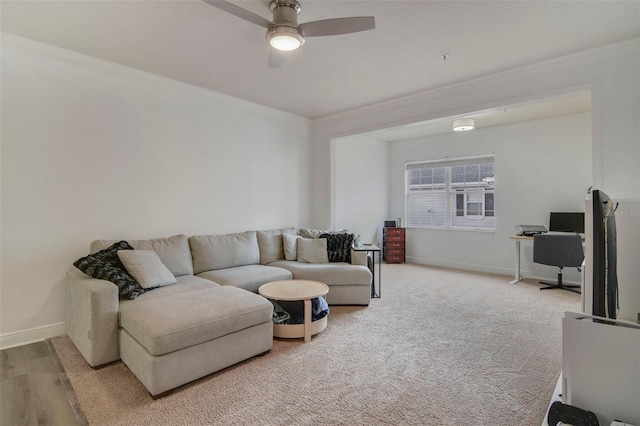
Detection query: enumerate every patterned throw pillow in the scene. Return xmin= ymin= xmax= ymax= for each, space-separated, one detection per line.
xmin=319 ymin=233 xmax=355 ymax=263
xmin=73 ymin=241 xmax=146 ymax=299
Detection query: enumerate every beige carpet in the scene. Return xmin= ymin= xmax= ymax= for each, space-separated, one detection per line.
xmin=51 ymin=263 xmax=580 ymax=425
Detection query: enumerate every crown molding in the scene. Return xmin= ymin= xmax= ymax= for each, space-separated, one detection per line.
xmin=315 ymin=37 xmax=640 ymax=127
xmin=1 ymin=32 xmax=311 ymax=127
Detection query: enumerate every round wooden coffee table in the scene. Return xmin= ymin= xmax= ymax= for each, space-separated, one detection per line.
xmin=258 ymin=280 xmax=329 ymax=343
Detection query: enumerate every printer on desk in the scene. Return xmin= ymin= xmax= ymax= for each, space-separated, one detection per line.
xmin=515 ymin=224 xmax=548 ymax=236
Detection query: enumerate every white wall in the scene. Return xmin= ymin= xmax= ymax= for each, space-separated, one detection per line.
xmin=388 ymin=113 xmax=591 ymax=282
xmin=0 ymin=36 xmax=312 ymax=347
xmin=313 ymin=40 xmax=640 ymax=321
xmin=333 ymin=134 xmax=389 ymax=245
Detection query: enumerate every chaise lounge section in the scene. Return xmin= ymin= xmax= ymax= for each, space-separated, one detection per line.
xmin=119 ymin=285 xmax=273 ymax=397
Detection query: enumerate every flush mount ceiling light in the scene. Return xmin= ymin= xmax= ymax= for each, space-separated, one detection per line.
xmin=452 ymin=118 xmax=475 ymax=132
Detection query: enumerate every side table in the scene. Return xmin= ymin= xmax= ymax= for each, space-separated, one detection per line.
xmin=258 ymin=280 xmax=329 ymax=343
xmin=509 ymin=235 xmax=533 ymax=284
xmin=352 ymin=244 xmax=382 ymax=298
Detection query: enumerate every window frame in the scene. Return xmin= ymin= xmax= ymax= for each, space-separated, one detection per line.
xmin=405 ymin=155 xmax=495 ymax=231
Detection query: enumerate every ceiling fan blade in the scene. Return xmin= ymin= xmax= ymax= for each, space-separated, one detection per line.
xmin=202 ymin=0 xmax=272 ymax=29
xmin=300 ymin=16 xmax=375 ymax=37
xmin=268 ymin=49 xmax=287 ymax=69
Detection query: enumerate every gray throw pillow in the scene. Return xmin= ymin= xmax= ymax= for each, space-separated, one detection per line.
xmin=117 ymin=250 xmax=177 ymax=289
xmin=283 ymin=233 xmax=299 ymax=261
xmin=297 ymin=238 xmax=329 ymax=263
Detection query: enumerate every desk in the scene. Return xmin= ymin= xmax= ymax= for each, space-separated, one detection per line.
xmin=352 ymin=244 xmax=381 ymax=298
xmin=510 ymin=235 xmax=586 ymax=286
xmin=509 ymin=235 xmax=533 ymax=284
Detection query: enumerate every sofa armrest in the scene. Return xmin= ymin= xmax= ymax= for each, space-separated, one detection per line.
xmin=350 ymin=249 xmax=368 ymax=266
xmin=64 ymin=268 xmax=120 ymax=367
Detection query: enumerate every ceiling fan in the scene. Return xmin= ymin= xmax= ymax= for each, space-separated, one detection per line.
xmin=203 ymin=0 xmax=375 ymax=67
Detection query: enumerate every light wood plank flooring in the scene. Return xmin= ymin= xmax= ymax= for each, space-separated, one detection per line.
xmin=1 ymin=340 xmax=87 ymax=426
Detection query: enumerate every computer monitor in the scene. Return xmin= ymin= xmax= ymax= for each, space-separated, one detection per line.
xmin=549 ymin=212 xmax=585 ymax=233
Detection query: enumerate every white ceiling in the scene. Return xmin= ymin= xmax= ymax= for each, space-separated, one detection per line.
xmin=369 ymin=91 xmax=592 ymax=141
xmin=2 ymin=1 xmax=639 ymax=119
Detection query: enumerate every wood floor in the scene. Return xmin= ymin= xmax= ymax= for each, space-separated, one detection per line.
xmin=1 ymin=340 xmax=87 ymax=426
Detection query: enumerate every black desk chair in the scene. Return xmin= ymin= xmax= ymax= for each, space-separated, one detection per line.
xmin=533 ymin=234 xmax=584 ymax=294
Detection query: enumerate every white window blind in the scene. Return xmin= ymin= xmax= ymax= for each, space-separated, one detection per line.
xmin=406 ymin=155 xmax=495 ymax=230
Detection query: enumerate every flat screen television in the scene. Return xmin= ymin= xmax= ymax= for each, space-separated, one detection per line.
xmin=549 ymin=212 xmax=585 ymax=233
xmin=591 ymin=190 xmax=618 ymax=319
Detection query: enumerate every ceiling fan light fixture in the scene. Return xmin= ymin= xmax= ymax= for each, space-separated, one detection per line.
xmin=452 ymin=118 xmax=475 ymax=132
xmin=206 ymin=0 xmax=376 ymax=66
xmin=267 ymin=26 xmax=305 ymax=51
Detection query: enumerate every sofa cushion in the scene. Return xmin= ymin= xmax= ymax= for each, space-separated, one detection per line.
xmin=297 ymin=238 xmax=329 ymax=263
xmin=90 ymin=235 xmax=193 ymax=277
xmin=74 ymin=241 xmax=146 ymax=299
xmin=319 ymin=233 xmax=355 ymax=263
xmin=189 ymin=231 xmax=260 ymax=274
xmin=119 ymin=286 xmax=273 ymax=356
xmin=283 ymin=233 xmax=299 ymax=261
xmin=117 ymin=250 xmax=177 ymax=289
xmin=256 ymin=229 xmax=282 ymax=265
xmin=256 ymin=228 xmax=297 ymax=265
xmin=197 ymin=264 xmax=292 ymax=293
xmin=118 ymin=275 xmax=221 ymax=312
xmin=268 ymin=260 xmax=372 ymax=286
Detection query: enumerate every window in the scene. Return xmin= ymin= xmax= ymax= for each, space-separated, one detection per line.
xmin=406 ymin=155 xmax=495 ymax=230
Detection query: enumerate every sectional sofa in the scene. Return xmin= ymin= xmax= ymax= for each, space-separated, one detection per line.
xmin=64 ymin=228 xmax=372 ymax=396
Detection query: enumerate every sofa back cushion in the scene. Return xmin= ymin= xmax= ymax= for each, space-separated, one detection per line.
xmin=90 ymin=234 xmax=193 ymax=277
xmin=256 ymin=228 xmax=298 ymax=265
xmin=189 ymin=231 xmax=260 ymax=274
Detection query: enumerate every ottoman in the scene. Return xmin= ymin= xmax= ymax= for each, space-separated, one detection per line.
xmin=119 ymin=286 xmax=273 ymax=397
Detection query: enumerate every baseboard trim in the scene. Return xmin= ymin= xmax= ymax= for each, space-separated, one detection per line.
xmin=406 ymin=257 xmax=512 ymax=277
xmin=0 ymin=322 xmax=66 ymax=350
xmin=405 ymin=257 xmax=582 ymax=285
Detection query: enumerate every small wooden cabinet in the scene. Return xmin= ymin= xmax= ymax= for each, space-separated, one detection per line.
xmin=383 ymin=227 xmax=405 ymax=263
